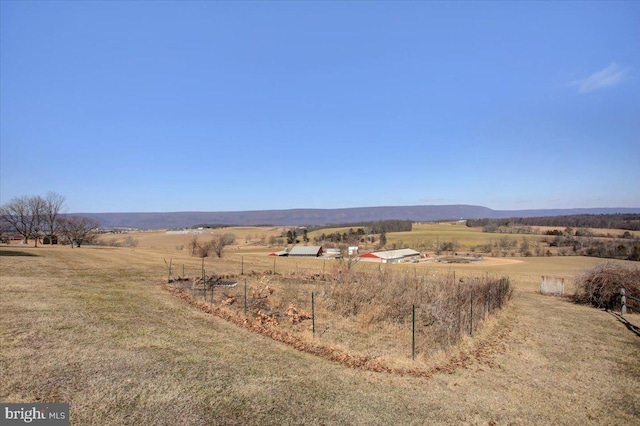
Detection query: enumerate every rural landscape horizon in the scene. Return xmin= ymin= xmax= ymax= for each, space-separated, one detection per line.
xmin=75 ymin=203 xmax=640 ymax=229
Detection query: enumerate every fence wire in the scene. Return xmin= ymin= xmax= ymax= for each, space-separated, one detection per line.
xmin=168 ymin=262 xmax=512 ymax=365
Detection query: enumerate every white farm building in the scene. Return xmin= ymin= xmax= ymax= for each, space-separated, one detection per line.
xmin=288 ymin=246 xmax=324 ymax=257
xmin=358 ymin=249 xmax=421 ymax=263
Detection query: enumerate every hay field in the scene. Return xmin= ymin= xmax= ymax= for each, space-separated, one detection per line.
xmin=1 ymin=227 xmax=639 ymax=424
xmin=390 ymin=222 xmax=500 ymax=246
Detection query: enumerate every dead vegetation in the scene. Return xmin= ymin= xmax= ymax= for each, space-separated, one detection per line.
xmin=169 ymin=264 xmax=513 ymax=373
xmin=572 ymin=262 xmax=640 ymax=310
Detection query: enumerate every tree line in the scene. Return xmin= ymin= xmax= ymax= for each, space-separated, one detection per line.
xmin=464 ymin=219 xmax=640 ymax=261
xmin=466 ymin=214 xmax=640 ymax=231
xmin=0 ymin=192 xmax=100 ymax=247
xmin=308 ymin=220 xmax=412 ymax=234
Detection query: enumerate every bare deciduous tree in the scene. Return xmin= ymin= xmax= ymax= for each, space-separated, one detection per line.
xmin=42 ymin=192 xmax=66 ymax=244
xmin=208 ymin=233 xmax=235 ymax=258
xmin=187 ymin=235 xmax=201 ymax=256
xmin=57 ymin=216 xmax=100 ymax=248
xmin=0 ymin=195 xmax=44 ymax=246
xmin=187 ymin=234 xmax=235 ymax=258
xmin=377 ymin=232 xmax=387 ymax=250
xmin=28 ymin=196 xmax=45 ymax=247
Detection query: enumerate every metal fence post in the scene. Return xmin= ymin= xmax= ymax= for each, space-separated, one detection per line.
xmin=412 ymin=304 xmax=416 ymax=360
xmin=470 ymin=291 xmax=474 ymax=336
xmin=457 ymin=282 xmax=462 ymax=337
xmin=244 ymin=278 xmax=247 ymax=315
xmin=621 ymin=288 xmax=626 ymax=316
xmin=201 ymin=258 xmax=205 ymax=302
xmin=312 ymin=292 xmax=315 ymax=338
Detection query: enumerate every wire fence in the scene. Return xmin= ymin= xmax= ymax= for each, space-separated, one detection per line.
xmin=165 ymin=258 xmax=512 ymax=367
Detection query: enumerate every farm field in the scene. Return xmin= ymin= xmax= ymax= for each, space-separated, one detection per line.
xmin=1 ymin=225 xmax=639 ymax=425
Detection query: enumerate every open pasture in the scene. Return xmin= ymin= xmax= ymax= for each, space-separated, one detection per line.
xmin=389 ymin=222 xmax=498 ymax=246
xmin=1 ymin=225 xmax=639 ymax=424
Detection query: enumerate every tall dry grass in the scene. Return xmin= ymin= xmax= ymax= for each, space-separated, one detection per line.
xmin=174 ymin=264 xmax=512 ymax=373
xmin=321 ymin=267 xmax=511 ymax=357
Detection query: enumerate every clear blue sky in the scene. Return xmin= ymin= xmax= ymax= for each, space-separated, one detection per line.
xmin=1 ymin=1 xmax=639 ymax=213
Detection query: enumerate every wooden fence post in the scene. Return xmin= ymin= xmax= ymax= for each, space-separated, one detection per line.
xmin=621 ymin=288 xmax=627 ymax=316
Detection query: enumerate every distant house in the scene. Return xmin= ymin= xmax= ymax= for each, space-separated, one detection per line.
xmin=358 ymin=249 xmax=420 ymax=263
xmin=288 ymin=245 xmax=323 ymax=257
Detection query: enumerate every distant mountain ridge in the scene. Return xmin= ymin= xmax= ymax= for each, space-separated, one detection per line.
xmin=76 ymin=205 xmax=640 ymax=229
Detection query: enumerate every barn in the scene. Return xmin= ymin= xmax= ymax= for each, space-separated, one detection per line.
xmin=288 ymin=245 xmax=323 ymax=257
xmin=358 ymin=249 xmax=421 ymax=263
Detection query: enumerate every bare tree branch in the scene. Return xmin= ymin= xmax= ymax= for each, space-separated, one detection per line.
xmin=57 ymin=216 xmax=100 ymax=248
xmin=0 ymin=195 xmax=44 ymax=246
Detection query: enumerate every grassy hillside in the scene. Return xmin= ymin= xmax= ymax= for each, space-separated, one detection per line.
xmin=1 ymin=227 xmax=639 ymax=424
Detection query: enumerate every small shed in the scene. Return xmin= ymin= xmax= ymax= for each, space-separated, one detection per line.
xmin=269 ymin=250 xmax=289 ymax=257
xmin=43 ymin=235 xmax=59 ymax=245
xmin=289 ymin=245 xmax=323 ymax=257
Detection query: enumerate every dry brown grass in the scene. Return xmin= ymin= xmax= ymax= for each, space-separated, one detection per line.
xmin=175 ymin=267 xmax=511 ymax=375
xmin=1 ymin=237 xmax=639 ymax=425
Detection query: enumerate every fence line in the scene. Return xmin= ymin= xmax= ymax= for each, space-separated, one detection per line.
xmin=168 ymin=267 xmax=511 ymax=365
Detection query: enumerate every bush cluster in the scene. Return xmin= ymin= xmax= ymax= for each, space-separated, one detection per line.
xmin=572 ymin=263 xmax=640 ymax=310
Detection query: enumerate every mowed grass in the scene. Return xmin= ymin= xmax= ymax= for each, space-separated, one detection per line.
xmin=1 ymin=234 xmax=639 ymax=425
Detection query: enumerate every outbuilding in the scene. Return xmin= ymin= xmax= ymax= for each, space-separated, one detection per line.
xmin=288 ymin=245 xmax=323 ymax=257
xmin=358 ymin=249 xmax=421 ymax=263
xmin=42 ymin=235 xmax=59 ymax=244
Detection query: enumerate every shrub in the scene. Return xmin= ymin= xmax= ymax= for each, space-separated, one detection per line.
xmin=572 ymin=263 xmax=640 ymax=310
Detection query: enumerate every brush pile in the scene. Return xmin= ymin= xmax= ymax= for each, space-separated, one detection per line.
xmin=572 ymin=262 xmax=640 ymax=310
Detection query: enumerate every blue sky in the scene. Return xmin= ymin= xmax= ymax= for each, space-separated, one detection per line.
xmin=1 ymin=1 xmax=639 ymax=213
